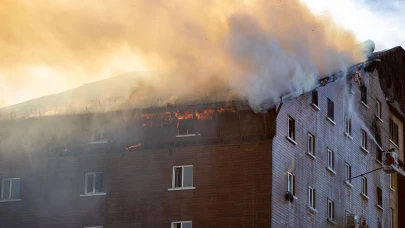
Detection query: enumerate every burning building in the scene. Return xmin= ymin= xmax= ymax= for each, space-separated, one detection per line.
xmin=1 ymin=44 xmax=405 ymax=228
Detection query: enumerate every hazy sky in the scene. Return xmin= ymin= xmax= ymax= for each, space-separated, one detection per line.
xmin=302 ymin=0 xmax=405 ymax=51
xmin=0 ymin=0 xmax=403 ymax=108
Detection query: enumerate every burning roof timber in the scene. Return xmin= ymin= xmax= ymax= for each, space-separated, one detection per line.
xmin=1 ymin=43 xmax=405 ymax=120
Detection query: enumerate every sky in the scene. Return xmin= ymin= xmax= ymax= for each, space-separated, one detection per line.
xmin=0 ymin=0 xmax=404 ymax=108
xmin=301 ymin=0 xmax=405 ymax=51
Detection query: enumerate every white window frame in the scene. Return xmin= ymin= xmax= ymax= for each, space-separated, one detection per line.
xmin=170 ymin=165 xmax=195 ymax=190
xmin=327 ymin=149 xmax=335 ymax=171
xmin=376 ymin=100 xmax=382 ymax=119
xmin=345 ymin=116 xmax=352 ymax=137
xmin=361 ymin=176 xmax=368 ymax=197
xmin=89 ymin=127 xmax=109 ymax=144
xmin=307 ymin=133 xmax=315 ymax=156
xmin=345 ymin=163 xmax=352 ymax=184
xmin=308 ymin=185 xmax=315 ymax=209
xmin=389 ymin=174 xmax=394 ymax=191
xmin=287 ymin=172 xmax=295 ymax=195
xmin=83 ymin=172 xmax=105 ymax=196
xmin=1 ymin=178 xmax=21 ymax=200
xmin=361 ymin=129 xmax=368 ymax=151
xmin=287 ymin=116 xmax=296 ymax=142
xmin=389 ymin=118 xmax=399 ymax=146
xmin=171 ymin=221 xmax=192 ymax=228
xmin=327 ymin=199 xmax=335 ymax=221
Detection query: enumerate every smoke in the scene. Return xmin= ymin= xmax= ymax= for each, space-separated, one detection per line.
xmin=0 ymin=0 xmax=364 ymax=111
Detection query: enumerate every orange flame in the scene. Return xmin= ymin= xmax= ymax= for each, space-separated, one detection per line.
xmin=174 ymin=110 xmax=194 ymax=120
xmin=217 ymin=107 xmax=236 ymax=113
xmin=141 ymin=112 xmax=173 ymax=127
xmin=125 ymin=143 xmax=142 ymax=151
xmin=196 ymin=109 xmax=215 ymax=120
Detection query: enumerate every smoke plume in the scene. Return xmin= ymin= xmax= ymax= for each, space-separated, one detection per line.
xmin=0 ymin=0 xmax=364 ymax=111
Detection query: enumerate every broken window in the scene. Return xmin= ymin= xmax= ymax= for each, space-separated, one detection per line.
xmin=327 ymin=99 xmax=334 ymax=121
xmin=1 ymin=178 xmax=20 ymax=200
xmin=173 ymin=166 xmax=193 ymax=189
xmin=389 ymin=118 xmax=399 ymax=145
xmin=288 ymin=116 xmax=295 ymax=141
xmin=312 ymin=90 xmax=318 ymax=107
xmin=361 ymin=86 xmax=367 ymax=104
xmin=85 ymin=172 xmax=104 ymax=194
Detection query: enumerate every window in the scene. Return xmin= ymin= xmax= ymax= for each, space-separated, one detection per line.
xmin=361 ymin=130 xmax=368 ymax=150
xmin=327 ymin=199 xmax=335 ymax=221
xmin=361 ymin=86 xmax=367 ymax=104
xmin=172 ymin=165 xmax=194 ymax=189
xmin=389 ymin=174 xmax=394 ymax=190
xmin=177 ymin=119 xmax=195 ymax=136
xmin=85 ymin=172 xmax=104 ymax=195
xmin=307 ymin=133 xmax=315 ymax=155
xmin=361 ymin=176 xmax=368 ymax=196
xmin=327 ymin=98 xmax=334 ymax=121
xmin=376 ymin=100 xmax=382 ymax=119
xmin=288 ymin=116 xmax=295 ymax=141
xmin=92 ymin=128 xmax=108 ymax=143
xmin=172 ymin=221 xmax=192 ymax=228
xmin=391 ymin=208 xmax=394 ymax=228
xmin=308 ymin=186 xmax=316 ymax=209
xmin=312 ymin=90 xmax=318 ymax=107
xmin=345 ymin=211 xmax=350 ymax=228
xmin=389 ymin=118 xmax=399 ymax=145
xmin=327 ymin=149 xmax=335 ymax=171
xmin=377 ymin=187 xmax=383 ymax=207
xmin=345 ymin=163 xmax=352 ymax=183
xmin=287 ymin=172 xmax=295 ymax=195
xmin=1 ymin=178 xmax=20 ymax=200
xmin=345 ymin=116 xmax=352 ymax=136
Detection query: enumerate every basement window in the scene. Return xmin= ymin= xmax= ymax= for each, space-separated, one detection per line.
xmin=361 ymin=86 xmax=368 ymax=105
xmin=172 ymin=221 xmax=192 ymax=228
xmin=170 ymin=165 xmax=195 ymax=190
xmin=0 ymin=178 xmax=20 ymax=201
xmin=84 ymin=172 xmax=105 ymax=195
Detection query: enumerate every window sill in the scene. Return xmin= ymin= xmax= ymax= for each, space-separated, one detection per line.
xmin=80 ymin=193 xmax=107 ymax=197
xmin=361 ymin=101 xmax=369 ymax=108
xmin=168 ymin=187 xmax=196 ymax=191
xmin=344 ymin=132 xmax=353 ymax=140
xmin=376 ymin=160 xmax=383 ymax=166
xmin=327 ymin=219 xmax=337 ymax=225
xmin=311 ymin=103 xmax=320 ymax=111
xmin=306 ymin=152 xmax=316 ymax=159
xmin=376 ymin=205 xmax=384 ymax=211
xmin=360 ymin=146 xmax=369 ymax=154
xmin=360 ymin=193 xmax=369 ymax=200
xmin=389 ymin=140 xmax=400 ymax=149
xmin=88 ymin=141 xmax=109 ymax=145
xmin=390 ymin=187 xmax=395 ymax=192
xmin=376 ymin=116 xmax=383 ymax=122
xmin=176 ymin=134 xmax=200 ymax=138
xmin=286 ymin=137 xmax=297 ymax=145
xmin=326 ymin=117 xmax=336 ymax=125
xmin=307 ymin=206 xmax=318 ymax=214
xmin=0 ymin=199 xmax=21 ymax=203
xmin=327 ymin=167 xmax=336 ymax=175
xmin=345 ymin=181 xmax=353 ymax=188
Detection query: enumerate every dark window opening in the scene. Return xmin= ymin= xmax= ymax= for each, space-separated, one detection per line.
xmin=389 ymin=118 xmax=399 ymax=145
xmin=288 ymin=116 xmax=295 ymax=141
xmin=178 ymin=119 xmax=195 ymax=135
xmin=377 ymin=187 xmax=383 ymax=207
xmin=85 ymin=172 xmax=104 ymax=194
xmin=361 ymin=86 xmax=367 ymax=104
xmin=312 ymin=90 xmax=318 ymax=107
xmin=327 ymin=99 xmax=334 ymax=121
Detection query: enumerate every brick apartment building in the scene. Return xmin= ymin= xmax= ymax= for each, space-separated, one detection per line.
xmin=0 ymin=46 xmax=404 ymax=228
